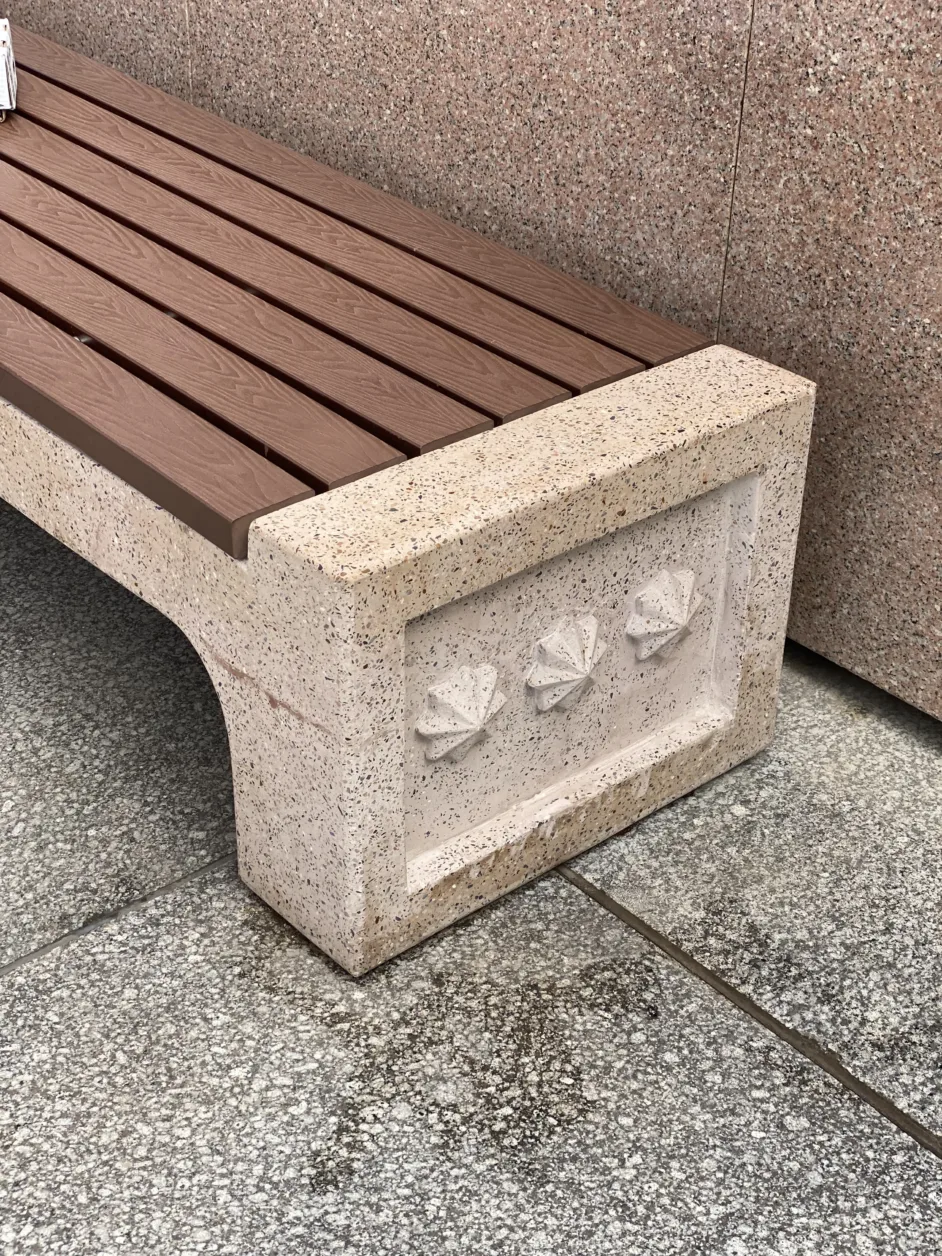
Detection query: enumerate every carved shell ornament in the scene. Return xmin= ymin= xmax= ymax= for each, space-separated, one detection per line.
xmin=624 ymin=568 xmax=704 ymax=661
xmin=415 ymin=664 xmax=508 ymax=763
xmin=526 ymin=614 xmax=608 ymax=712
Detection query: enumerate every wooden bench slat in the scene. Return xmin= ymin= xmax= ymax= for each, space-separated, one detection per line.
xmin=0 ymin=218 xmax=405 ymax=487
xmin=15 ymin=72 xmax=642 ymax=392
xmin=0 ymin=291 xmax=313 ymax=557
xmin=11 ymin=23 xmax=708 ymax=366
xmin=0 ymin=165 xmax=496 ymax=456
xmin=0 ymin=116 xmax=566 ymax=425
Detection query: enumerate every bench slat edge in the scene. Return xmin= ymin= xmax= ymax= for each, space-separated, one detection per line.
xmin=0 ymin=115 xmax=564 ymax=425
xmin=0 ymin=291 xmax=313 ymax=557
xmin=11 ymin=22 xmax=708 ymax=365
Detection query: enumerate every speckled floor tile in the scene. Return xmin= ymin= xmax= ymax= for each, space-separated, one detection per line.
xmin=572 ymin=644 xmax=942 ymax=1133
xmin=0 ymin=505 xmax=235 ymax=965
xmin=2 ymin=866 xmax=941 ymax=1255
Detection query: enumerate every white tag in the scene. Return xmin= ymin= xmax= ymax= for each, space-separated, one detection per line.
xmin=0 ymin=20 xmax=17 ymax=115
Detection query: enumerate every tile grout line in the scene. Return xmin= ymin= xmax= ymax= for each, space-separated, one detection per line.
xmin=558 ymin=865 xmax=942 ymax=1162
xmin=0 ymin=850 xmax=236 ymax=978
xmin=715 ymin=0 xmax=756 ymax=343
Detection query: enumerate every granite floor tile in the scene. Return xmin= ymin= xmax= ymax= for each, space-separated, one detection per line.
xmin=2 ymin=865 xmax=941 ymax=1254
xmin=572 ymin=644 xmax=942 ymax=1133
xmin=0 ymin=505 xmax=235 ymax=965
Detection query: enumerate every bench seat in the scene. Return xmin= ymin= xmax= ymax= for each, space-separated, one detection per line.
xmin=0 ymin=25 xmax=706 ymax=557
xmin=0 ymin=28 xmax=814 ymax=973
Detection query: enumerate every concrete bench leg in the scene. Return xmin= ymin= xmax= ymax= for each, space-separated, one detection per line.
xmin=0 ymin=346 xmax=814 ymax=974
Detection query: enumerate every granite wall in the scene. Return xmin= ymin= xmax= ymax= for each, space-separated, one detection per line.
xmin=8 ymin=0 xmax=941 ymax=718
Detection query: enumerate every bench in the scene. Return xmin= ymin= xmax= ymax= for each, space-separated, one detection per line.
xmin=0 ymin=27 xmax=815 ymax=973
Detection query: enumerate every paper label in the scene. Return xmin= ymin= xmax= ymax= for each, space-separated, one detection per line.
xmin=0 ymin=21 xmax=17 ymax=113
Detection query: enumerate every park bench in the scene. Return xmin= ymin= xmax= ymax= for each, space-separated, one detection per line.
xmin=0 ymin=27 xmax=815 ymax=973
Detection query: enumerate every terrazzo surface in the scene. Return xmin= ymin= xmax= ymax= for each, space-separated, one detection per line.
xmin=574 ymin=645 xmax=942 ymax=1132
xmin=0 ymin=345 xmax=813 ymax=975
xmin=4 ymin=866 xmax=942 ymax=1256
xmin=0 ymin=502 xmax=235 ymax=966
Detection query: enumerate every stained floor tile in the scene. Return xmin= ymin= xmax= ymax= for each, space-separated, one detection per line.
xmin=0 ymin=505 xmax=235 ymax=965
xmin=572 ymin=644 xmax=942 ymax=1133
xmin=2 ymin=866 xmax=941 ymax=1255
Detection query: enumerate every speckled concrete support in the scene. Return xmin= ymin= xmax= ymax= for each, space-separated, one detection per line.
xmin=0 ymin=346 xmax=813 ymax=973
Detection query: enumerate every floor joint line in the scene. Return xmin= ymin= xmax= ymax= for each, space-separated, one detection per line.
xmin=558 ymin=864 xmax=942 ymax=1162
xmin=0 ymin=849 xmax=236 ymax=979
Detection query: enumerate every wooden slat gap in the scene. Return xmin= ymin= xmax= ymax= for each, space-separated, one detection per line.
xmin=13 ymin=79 xmax=624 ymax=393
xmin=0 ymin=110 xmax=569 ymax=427
xmin=13 ymin=55 xmax=658 ymax=365
xmin=0 ymin=268 xmax=335 ymax=487
xmin=0 ymin=202 xmax=421 ymax=459
xmin=0 ymin=145 xmax=514 ymax=431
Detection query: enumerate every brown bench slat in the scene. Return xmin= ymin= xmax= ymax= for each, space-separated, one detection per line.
xmin=0 ymin=164 xmax=496 ymax=455
xmin=0 ymin=117 xmax=566 ymax=425
xmin=15 ymin=72 xmax=641 ymax=393
xmin=0 ymin=218 xmax=404 ymax=487
xmin=11 ymin=23 xmax=708 ymax=366
xmin=0 ymin=291 xmax=312 ymax=557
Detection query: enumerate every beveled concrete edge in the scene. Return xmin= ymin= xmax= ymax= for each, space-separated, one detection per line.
xmin=253 ymin=344 xmax=814 ymax=591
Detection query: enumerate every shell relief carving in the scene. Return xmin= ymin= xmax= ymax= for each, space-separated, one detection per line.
xmin=624 ymin=568 xmax=704 ymax=661
xmin=415 ymin=663 xmax=507 ymax=763
xmin=526 ymin=614 xmax=608 ymax=712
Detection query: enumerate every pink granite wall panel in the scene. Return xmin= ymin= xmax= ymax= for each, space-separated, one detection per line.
xmin=719 ymin=0 xmax=941 ymax=718
xmin=186 ymin=1 xmax=752 ymax=338
xmin=8 ymin=0 xmax=192 ymax=99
